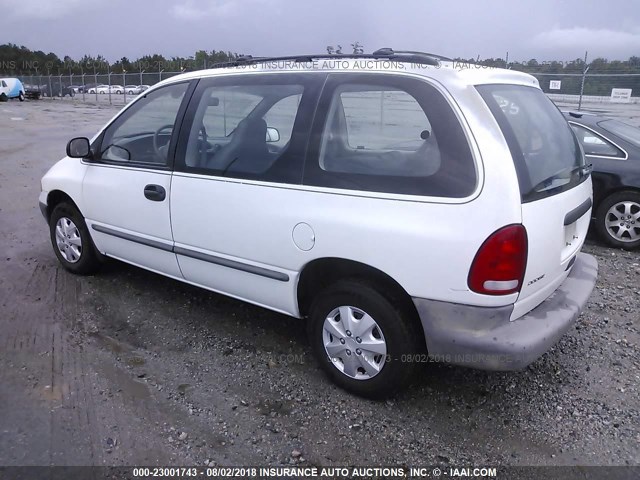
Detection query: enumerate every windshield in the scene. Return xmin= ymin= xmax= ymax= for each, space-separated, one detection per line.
xmin=477 ymin=84 xmax=584 ymax=202
xmin=599 ymin=119 xmax=640 ymax=148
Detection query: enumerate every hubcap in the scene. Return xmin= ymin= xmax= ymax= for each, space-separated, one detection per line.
xmin=55 ymin=217 xmax=82 ymax=263
xmin=322 ymin=306 xmax=387 ymax=380
xmin=605 ymin=201 xmax=640 ymax=243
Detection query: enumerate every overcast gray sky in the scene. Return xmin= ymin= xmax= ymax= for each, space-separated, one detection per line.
xmin=1 ymin=0 xmax=639 ymax=62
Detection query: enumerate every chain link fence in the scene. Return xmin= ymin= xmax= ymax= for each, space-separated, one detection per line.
xmin=20 ymin=72 xmax=184 ymax=105
xmin=17 ymin=69 xmax=639 ymax=109
xmin=529 ymin=72 xmax=640 ymax=108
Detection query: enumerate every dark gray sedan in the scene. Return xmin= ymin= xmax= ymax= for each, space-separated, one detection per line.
xmin=564 ymin=111 xmax=640 ymax=249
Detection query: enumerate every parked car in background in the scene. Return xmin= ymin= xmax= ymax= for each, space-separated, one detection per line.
xmin=40 ymin=83 xmax=75 ymax=98
xmin=139 ymin=85 xmax=150 ymax=93
xmin=0 ymin=77 xmax=25 ymax=102
xmin=564 ymin=111 xmax=640 ymax=249
xmin=68 ymin=85 xmax=83 ymax=94
xmin=39 ymin=51 xmax=598 ymax=397
xmin=22 ymin=83 xmax=42 ymax=99
xmin=91 ymin=85 xmax=124 ymax=94
xmin=125 ymin=85 xmax=143 ymax=95
xmin=82 ymin=83 xmax=100 ymax=93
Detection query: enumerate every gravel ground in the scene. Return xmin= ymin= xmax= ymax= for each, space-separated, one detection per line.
xmin=0 ymin=99 xmax=638 ymax=473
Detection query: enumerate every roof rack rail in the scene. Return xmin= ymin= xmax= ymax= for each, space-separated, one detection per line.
xmin=372 ymin=48 xmax=452 ymax=62
xmin=210 ymin=49 xmax=447 ymax=69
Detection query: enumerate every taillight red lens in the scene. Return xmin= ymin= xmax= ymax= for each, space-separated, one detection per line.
xmin=468 ymin=224 xmax=528 ymax=295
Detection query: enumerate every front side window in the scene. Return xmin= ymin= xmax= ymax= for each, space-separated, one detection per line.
xmin=306 ymin=74 xmax=476 ymax=197
xmin=99 ymin=82 xmax=188 ymax=165
xmin=570 ymin=123 xmax=625 ymax=158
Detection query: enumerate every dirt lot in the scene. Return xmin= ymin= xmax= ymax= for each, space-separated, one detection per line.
xmin=0 ymin=99 xmax=639 ymax=471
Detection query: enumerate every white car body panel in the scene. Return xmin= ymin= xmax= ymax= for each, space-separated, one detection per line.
xmin=39 ymin=57 xmax=598 ymax=373
xmin=81 ymin=164 xmax=181 ymax=277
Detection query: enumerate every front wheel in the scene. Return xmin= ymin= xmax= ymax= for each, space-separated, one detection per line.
xmin=18 ymin=91 xmax=25 ymax=102
xmin=308 ymin=280 xmax=422 ymax=398
xmin=49 ymin=203 xmax=102 ymax=274
xmin=595 ymin=191 xmax=640 ymax=250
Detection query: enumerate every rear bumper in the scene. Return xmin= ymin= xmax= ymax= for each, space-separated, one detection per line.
xmin=413 ymin=253 xmax=598 ymax=370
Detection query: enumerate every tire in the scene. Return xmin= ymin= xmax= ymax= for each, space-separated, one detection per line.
xmin=115 ymin=90 xmax=122 ymax=94
xmin=49 ymin=203 xmax=102 ymax=275
xmin=100 ymin=91 xmax=105 ymax=94
xmin=18 ymin=91 xmax=25 ymax=102
xmin=308 ymin=279 xmax=423 ymax=399
xmin=0 ymin=93 xmax=7 ymax=102
xmin=128 ymin=90 xmax=134 ymax=95
xmin=595 ymin=191 xmax=640 ymax=250
xmin=69 ymin=90 xmax=75 ymax=97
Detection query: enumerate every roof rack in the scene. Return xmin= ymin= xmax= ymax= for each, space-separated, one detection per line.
xmin=210 ymin=48 xmax=449 ymax=69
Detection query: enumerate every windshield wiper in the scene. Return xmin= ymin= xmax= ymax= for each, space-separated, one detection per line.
xmin=531 ymin=164 xmax=592 ymax=193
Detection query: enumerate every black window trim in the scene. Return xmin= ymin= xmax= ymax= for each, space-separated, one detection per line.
xmin=172 ymin=71 xmax=328 ymax=186
xmin=88 ymin=79 xmax=198 ymax=171
xmin=568 ymin=121 xmax=629 ymax=160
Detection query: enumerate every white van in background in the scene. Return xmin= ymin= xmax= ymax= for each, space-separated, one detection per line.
xmin=0 ymin=78 xmax=26 ymax=102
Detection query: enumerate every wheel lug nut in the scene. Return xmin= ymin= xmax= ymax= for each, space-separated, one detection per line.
xmin=340 ymin=338 xmax=346 ymax=344
xmin=346 ymin=350 xmax=351 ymax=356
xmin=356 ymin=349 xmax=362 ymax=355
xmin=356 ymin=337 xmax=362 ymax=343
xmin=346 ymin=330 xmax=352 ymax=337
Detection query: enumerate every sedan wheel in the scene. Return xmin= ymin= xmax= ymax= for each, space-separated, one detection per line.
xmin=55 ymin=217 xmax=82 ymax=263
xmin=596 ymin=191 xmax=640 ymax=249
xmin=49 ymin=203 xmax=102 ymax=274
xmin=322 ymin=305 xmax=387 ymax=380
xmin=308 ymin=279 xmax=423 ymax=398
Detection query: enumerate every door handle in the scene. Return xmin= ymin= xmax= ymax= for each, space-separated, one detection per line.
xmin=144 ymin=184 xmax=166 ymax=201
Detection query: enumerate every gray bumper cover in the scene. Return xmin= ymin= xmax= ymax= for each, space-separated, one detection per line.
xmin=413 ymin=253 xmax=598 ymax=370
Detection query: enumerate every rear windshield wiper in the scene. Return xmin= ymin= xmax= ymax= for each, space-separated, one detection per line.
xmin=531 ymin=164 xmax=592 ymax=193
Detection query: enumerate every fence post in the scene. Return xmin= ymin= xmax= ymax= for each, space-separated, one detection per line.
xmin=578 ymin=51 xmax=589 ymax=110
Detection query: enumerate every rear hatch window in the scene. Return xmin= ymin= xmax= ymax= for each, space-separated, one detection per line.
xmin=477 ymin=85 xmax=587 ymax=202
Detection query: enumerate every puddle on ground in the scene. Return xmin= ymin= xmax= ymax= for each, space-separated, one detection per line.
xmin=97 ymin=362 xmax=150 ymax=403
xmin=255 ymin=398 xmax=294 ymax=416
xmin=90 ymin=332 xmax=131 ymax=354
xmin=127 ymin=356 xmax=146 ymax=366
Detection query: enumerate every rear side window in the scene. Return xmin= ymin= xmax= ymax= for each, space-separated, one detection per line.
xmin=305 ymin=74 xmax=476 ymax=197
xmin=570 ymin=123 xmax=625 ymax=158
xmin=175 ymin=72 xmax=326 ymax=185
xmin=477 ymin=85 xmax=585 ymax=202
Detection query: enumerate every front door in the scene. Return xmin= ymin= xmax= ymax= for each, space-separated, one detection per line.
xmin=82 ymin=81 xmax=191 ymax=277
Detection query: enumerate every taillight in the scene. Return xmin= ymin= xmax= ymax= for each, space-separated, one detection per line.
xmin=468 ymin=224 xmax=528 ymax=295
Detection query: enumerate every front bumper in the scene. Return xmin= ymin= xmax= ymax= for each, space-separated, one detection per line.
xmin=38 ymin=191 xmax=48 ymax=221
xmin=413 ymin=253 xmax=598 ymax=370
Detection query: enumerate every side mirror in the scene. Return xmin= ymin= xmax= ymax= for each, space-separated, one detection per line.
xmin=266 ymin=127 xmax=280 ymax=143
xmin=66 ymin=137 xmax=91 ymax=158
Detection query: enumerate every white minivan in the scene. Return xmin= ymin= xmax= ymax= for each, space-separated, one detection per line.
xmin=39 ymin=50 xmax=598 ymax=397
xmin=0 ymin=77 xmax=25 ymax=102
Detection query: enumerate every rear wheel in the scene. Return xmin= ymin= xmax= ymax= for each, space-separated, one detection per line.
xmin=18 ymin=92 xmax=25 ymax=102
xmin=595 ymin=191 xmax=640 ymax=249
xmin=49 ymin=203 xmax=102 ymax=274
xmin=308 ymin=279 xmax=422 ymax=398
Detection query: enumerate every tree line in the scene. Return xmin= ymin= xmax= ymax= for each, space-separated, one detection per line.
xmin=1 ymin=42 xmax=639 ymax=96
